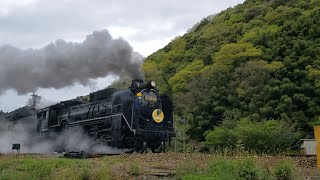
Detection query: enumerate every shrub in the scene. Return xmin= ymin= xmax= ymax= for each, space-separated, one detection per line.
xmin=273 ymin=159 xmax=296 ymax=180
xmin=205 ymin=118 xmax=301 ymax=153
xmin=92 ymin=164 xmax=111 ymax=179
xmin=128 ymin=162 xmax=141 ymax=176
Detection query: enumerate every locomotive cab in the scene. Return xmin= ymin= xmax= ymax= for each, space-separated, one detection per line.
xmin=37 ymin=107 xmax=50 ymax=135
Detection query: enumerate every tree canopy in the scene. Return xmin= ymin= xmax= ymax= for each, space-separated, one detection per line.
xmin=143 ymin=0 xmax=320 ymax=143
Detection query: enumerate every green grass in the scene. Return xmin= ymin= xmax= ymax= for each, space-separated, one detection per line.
xmin=128 ymin=162 xmax=141 ymax=176
xmin=176 ymin=156 xmax=298 ymax=180
xmin=0 ymin=154 xmax=301 ymax=180
xmin=175 ymin=158 xmax=201 ymax=179
xmin=0 ymin=156 xmax=112 ymax=180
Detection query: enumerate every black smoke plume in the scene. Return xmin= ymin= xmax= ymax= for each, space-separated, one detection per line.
xmin=0 ymin=30 xmax=144 ymax=95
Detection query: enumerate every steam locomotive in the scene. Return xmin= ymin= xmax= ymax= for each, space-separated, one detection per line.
xmin=36 ymin=80 xmax=175 ymax=153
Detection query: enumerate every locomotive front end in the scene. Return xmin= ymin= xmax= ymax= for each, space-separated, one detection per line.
xmin=130 ymin=80 xmax=175 ymax=153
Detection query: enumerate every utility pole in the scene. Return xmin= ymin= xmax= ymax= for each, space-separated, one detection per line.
xmin=315 ymin=126 xmax=320 ymax=170
xmin=174 ymin=131 xmax=177 ymax=153
xmin=180 ymin=119 xmax=186 ymax=157
xmin=183 ymin=127 xmax=185 ymax=157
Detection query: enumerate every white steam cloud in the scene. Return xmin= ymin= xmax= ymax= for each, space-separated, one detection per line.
xmin=0 ymin=120 xmax=128 ymax=154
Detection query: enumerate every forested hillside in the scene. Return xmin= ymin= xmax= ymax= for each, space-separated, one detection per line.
xmin=143 ymin=0 xmax=320 ymax=149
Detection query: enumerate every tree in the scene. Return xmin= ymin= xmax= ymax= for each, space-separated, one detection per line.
xmin=143 ymin=0 xmax=320 ymax=142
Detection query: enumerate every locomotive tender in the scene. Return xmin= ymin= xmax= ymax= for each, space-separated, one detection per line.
xmin=37 ymin=80 xmax=175 ymax=153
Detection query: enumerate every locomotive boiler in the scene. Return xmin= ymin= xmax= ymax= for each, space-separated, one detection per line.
xmin=36 ymin=80 xmax=175 ymax=153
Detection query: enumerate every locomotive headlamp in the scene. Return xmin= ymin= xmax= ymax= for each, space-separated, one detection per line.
xmin=146 ymin=80 xmax=157 ymax=89
xmin=151 ymin=80 xmax=157 ymax=88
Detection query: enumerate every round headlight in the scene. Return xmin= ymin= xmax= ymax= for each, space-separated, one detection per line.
xmin=151 ymin=80 xmax=156 ymax=88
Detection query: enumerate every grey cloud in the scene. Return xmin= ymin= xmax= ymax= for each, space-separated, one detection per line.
xmin=0 ymin=30 xmax=143 ymax=95
xmin=0 ymin=0 xmax=245 ymax=48
xmin=0 ymin=0 xmax=245 ymax=111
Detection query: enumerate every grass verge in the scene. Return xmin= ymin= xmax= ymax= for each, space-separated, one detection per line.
xmin=176 ymin=156 xmax=297 ymax=180
xmin=0 ymin=155 xmax=112 ymax=180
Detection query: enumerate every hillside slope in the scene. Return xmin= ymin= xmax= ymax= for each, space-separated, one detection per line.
xmin=143 ymin=0 xmax=320 ymax=140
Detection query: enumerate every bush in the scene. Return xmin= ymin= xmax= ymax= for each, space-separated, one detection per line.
xmin=237 ymin=159 xmax=262 ymax=180
xmin=92 ymin=164 xmax=111 ymax=179
xmin=128 ymin=162 xmax=141 ymax=176
xmin=273 ymin=159 xmax=296 ymax=180
xmin=205 ymin=118 xmax=301 ymax=153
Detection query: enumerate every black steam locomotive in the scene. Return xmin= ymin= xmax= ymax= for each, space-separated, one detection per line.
xmin=36 ymin=80 xmax=175 ymax=153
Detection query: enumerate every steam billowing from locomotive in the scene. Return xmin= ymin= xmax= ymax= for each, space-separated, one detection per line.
xmin=0 ymin=30 xmax=144 ymax=95
xmin=0 ymin=121 xmax=125 ymax=154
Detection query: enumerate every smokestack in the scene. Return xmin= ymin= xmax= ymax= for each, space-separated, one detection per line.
xmin=0 ymin=30 xmax=144 ymax=95
xmin=27 ymin=93 xmax=41 ymax=110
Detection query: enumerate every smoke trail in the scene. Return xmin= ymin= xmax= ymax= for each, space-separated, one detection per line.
xmin=0 ymin=30 xmax=144 ymax=95
xmin=0 ymin=120 xmax=128 ymax=154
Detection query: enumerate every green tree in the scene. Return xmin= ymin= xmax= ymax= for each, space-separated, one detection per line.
xmin=143 ymin=0 xmax=320 ymax=142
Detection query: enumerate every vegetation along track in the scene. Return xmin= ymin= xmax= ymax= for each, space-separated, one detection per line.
xmin=0 ymin=152 xmax=319 ymax=179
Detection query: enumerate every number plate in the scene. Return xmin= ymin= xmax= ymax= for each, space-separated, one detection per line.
xmin=145 ymin=95 xmax=157 ymax=102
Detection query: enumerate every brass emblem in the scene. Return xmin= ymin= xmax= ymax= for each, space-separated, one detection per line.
xmin=152 ymin=109 xmax=164 ymax=123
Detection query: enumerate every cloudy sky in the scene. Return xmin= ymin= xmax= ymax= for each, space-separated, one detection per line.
xmin=0 ymin=0 xmax=245 ymax=112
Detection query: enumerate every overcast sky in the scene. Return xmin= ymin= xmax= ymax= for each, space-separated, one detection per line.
xmin=0 ymin=0 xmax=245 ymax=112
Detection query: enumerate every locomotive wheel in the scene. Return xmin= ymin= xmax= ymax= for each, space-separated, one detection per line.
xmin=151 ymin=141 xmax=164 ymax=153
xmin=89 ymin=124 xmax=99 ymax=139
xmin=134 ymin=136 xmax=146 ymax=153
xmin=122 ymin=134 xmax=134 ymax=148
xmin=54 ymin=146 xmax=66 ymax=153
